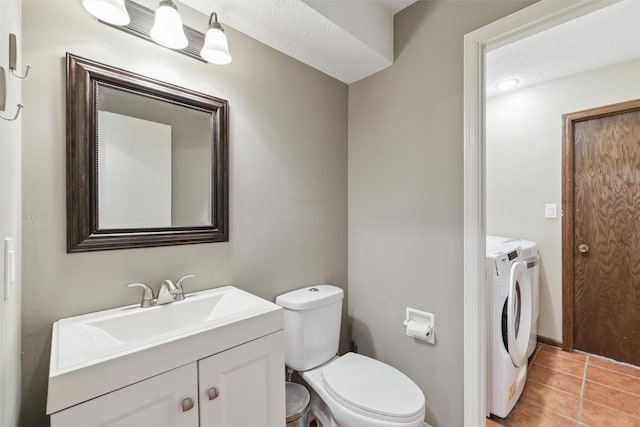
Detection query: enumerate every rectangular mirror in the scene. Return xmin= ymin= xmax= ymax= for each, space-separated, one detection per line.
xmin=66 ymin=53 xmax=228 ymax=252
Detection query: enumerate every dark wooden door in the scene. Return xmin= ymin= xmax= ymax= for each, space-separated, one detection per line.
xmin=563 ymin=99 xmax=640 ymax=366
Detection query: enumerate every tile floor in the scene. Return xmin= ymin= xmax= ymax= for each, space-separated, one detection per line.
xmin=487 ymin=344 xmax=640 ymax=426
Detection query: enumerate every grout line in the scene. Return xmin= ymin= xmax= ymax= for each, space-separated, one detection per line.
xmin=589 ymin=353 xmax=640 ymax=371
xmin=585 ymin=376 xmax=640 ymax=397
xmin=580 ymin=397 xmax=640 ymax=421
xmin=588 ymin=363 xmax=640 ymax=381
xmin=576 ymin=354 xmax=589 ymax=426
xmin=517 ymin=398 xmax=578 ymax=423
xmin=532 ymin=361 xmax=584 ymax=379
xmin=527 ymin=378 xmax=582 ymax=397
xmin=538 ymin=348 xmax=587 ymax=364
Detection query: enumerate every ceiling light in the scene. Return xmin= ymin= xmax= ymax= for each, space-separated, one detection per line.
xmin=200 ymin=13 xmax=232 ymax=65
xmin=495 ymin=79 xmax=520 ymax=91
xmin=150 ymin=0 xmax=188 ymax=49
xmin=82 ymin=0 xmax=130 ymax=26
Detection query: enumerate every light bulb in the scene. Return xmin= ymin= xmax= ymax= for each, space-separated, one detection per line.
xmin=82 ymin=0 xmax=130 ymax=26
xmin=150 ymin=0 xmax=188 ymax=49
xmin=201 ymin=28 xmax=232 ymax=64
xmin=200 ymin=12 xmax=232 ymax=65
xmin=496 ymin=79 xmax=520 ymax=91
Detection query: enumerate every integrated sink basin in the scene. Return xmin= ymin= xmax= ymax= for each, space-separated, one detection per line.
xmin=47 ymin=286 xmax=283 ymax=415
xmin=53 ymin=286 xmax=269 ymax=369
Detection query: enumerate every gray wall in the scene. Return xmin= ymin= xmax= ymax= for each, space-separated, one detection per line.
xmin=487 ymin=58 xmax=640 ymax=342
xmin=21 ymin=1 xmax=347 ymax=425
xmin=348 ymin=2 xmax=532 ymax=426
xmin=0 ymin=0 xmax=22 ymax=425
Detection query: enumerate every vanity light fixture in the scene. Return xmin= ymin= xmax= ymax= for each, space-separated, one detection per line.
xmin=82 ymin=0 xmax=130 ymax=26
xmin=200 ymin=12 xmax=232 ymax=65
xmin=150 ymin=0 xmax=188 ymax=49
xmin=84 ymin=0 xmax=232 ymax=65
xmin=495 ymin=79 xmax=520 ymax=91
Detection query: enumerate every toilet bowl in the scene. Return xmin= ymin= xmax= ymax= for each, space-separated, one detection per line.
xmin=276 ymin=285 xmax=426 ymax=427
xmin=303 ymin=353 xmax=425 ymax=427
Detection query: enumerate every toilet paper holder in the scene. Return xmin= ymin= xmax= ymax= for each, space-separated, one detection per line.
xmin=404 ymin=307 xmax=435 ymax=344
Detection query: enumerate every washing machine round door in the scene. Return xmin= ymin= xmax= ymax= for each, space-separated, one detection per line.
xmin=507 ymin=261 xmax=532 ymax=368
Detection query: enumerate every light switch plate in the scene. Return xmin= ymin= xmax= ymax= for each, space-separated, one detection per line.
xmin=545 ymin=203 xmax=558 ymax=219
xmin=4 ymin=238 xmax=15 ymax=300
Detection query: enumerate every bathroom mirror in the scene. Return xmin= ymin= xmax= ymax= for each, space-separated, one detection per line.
xmin=66 ymin=53 xmax=228 ymax=252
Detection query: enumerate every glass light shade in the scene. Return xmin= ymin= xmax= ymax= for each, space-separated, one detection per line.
xmin=200 ymin=28 xmax=232 ymax=64
xmin=82 ymin=0 xmax=130 ymax=26
xmin=150 ymin=1 xmax=188 ymax=49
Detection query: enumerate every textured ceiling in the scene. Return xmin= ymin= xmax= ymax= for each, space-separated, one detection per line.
xmin=486 ymin=0 xmax=640 ymax=98
xmin=182 ymin=0 xmax=417 ymax=83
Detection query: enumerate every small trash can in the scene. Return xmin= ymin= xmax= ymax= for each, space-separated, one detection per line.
xmin=285 ymin=382 xmax=310 ymax=427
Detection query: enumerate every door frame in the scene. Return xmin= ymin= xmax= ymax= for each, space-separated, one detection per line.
xmin=462 ymin=0 xmax=622 ymax=424
xmin=561 ymin=98 xmax=640 ymax=351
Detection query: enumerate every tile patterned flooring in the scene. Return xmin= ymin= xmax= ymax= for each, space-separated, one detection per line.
xmin=487 ymin=344 xmax=640 ymax=427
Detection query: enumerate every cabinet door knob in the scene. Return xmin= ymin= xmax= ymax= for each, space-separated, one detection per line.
xmin=208 ymin=386 xmax=220 ymax=400
xmin=182 ymin=397 xmax=194 ymax=412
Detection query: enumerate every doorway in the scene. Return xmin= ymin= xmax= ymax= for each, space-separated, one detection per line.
xmin=562 ymin=99 xmax=640 ymax=366
xmin=463 ymin=0 xmax=633 ymax=424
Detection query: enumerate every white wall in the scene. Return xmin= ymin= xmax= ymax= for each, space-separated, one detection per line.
xmin=21 ymin=1 xmax=347 ymax=425
xmin=98 ymin=112 xmax=172 ymax=228
xmin=348 ymin=2 xmax=532 ymax=426
xmin=0 ymin=0 xmax=22 ymax=425
xmin=486 ymin=58 xmax=640 ymax=342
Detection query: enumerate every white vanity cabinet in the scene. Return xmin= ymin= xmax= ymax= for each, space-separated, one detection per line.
xmin=50 ymin=363 xmax=199 ymax=427
xmin=50 ymin=332 xmax=285 ymax=427
xmin=199 ymin=331 xmax=284 ymax=426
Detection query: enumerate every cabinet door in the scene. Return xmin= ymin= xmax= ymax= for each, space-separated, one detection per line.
xmin=51 ymin=363 xmax=199 ymax=427
xmin=199 ymin=331 xmax=285 ymax=427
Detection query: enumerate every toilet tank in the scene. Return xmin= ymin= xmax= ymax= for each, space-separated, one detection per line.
xmin=275 ymin=285 xmax=343 ymax=371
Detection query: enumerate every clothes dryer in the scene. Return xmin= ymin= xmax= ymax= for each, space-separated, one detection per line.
xmin=488 ymin=235 xmax=539 ymax=357
xmin=486 ymin=244 xmax=532 ymax=418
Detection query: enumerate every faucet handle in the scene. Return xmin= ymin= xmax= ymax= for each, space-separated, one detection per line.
xmin=175 ymin=274 xmax=195 ymax=297
xmin=125 ymin=282 xmax=155 ymax=307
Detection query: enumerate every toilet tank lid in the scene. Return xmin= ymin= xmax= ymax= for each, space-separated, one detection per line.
xmin=276 ymin=285 xmax=343 ymax=310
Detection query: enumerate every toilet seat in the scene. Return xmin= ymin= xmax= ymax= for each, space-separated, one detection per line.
xmin=320 ymin=353 xmax=425 ymax=423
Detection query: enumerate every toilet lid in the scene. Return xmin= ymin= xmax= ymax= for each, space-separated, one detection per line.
xmin=321 ymin=353 xmax=425 ymax=421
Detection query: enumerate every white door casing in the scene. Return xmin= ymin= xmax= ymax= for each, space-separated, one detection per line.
xmin=462 ymin=0 xmax=622 ymax=424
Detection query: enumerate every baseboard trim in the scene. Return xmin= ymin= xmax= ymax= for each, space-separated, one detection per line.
xmin=537 ymin=335 xmax=562 ymax=348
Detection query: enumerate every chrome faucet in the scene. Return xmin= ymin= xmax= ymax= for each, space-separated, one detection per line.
xmin=125 ymin=274 xmax=195 ymax=308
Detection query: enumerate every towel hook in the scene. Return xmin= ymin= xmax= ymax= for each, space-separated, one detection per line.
xmin=0 ymin=104 xmax=23 ymax=121
xmin=0 ymin=67 xmax=23 ymax=121
xmin=9 ymin=34 xmax=31 ymax=79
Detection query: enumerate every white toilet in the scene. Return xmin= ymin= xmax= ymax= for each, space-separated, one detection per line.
xmin=276 ymin=285 xmax=425 ymax=427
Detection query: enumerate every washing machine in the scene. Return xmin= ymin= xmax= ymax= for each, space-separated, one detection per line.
xmin=488 ymin=235 xmax=539 ymax=357
xmin=486 ymin=243 xmax=532 ymax=418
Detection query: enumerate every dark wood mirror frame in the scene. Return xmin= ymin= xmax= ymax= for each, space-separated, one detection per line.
xmin=66 ymin=53 xmax=228 ymax=252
